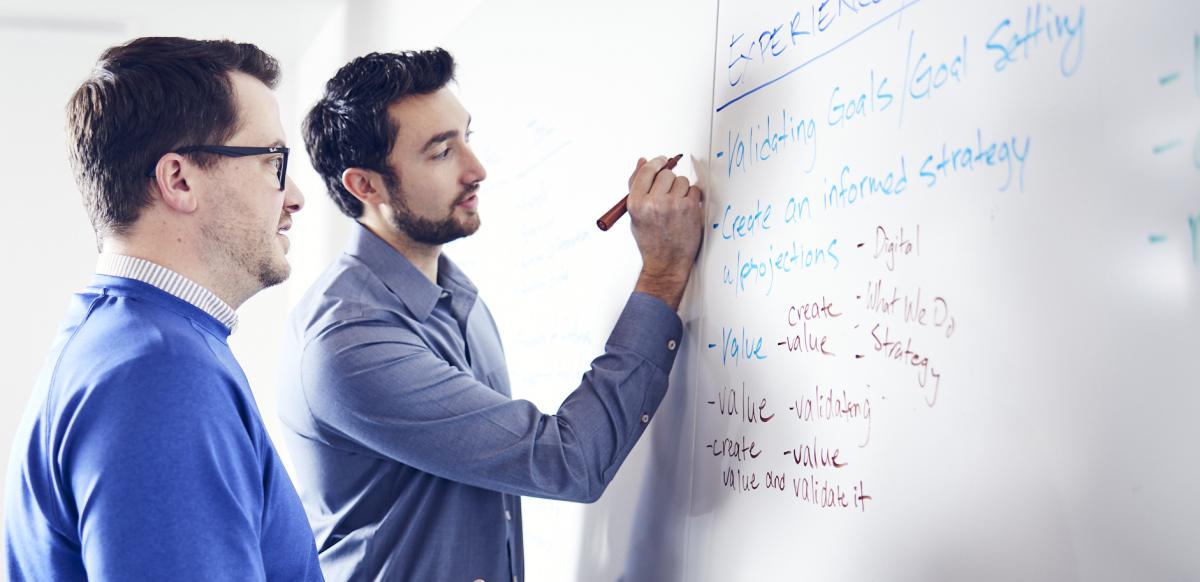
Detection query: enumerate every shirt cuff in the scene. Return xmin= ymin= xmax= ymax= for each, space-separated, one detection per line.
xmin=605 ymin=292 xmax=684 ymax=374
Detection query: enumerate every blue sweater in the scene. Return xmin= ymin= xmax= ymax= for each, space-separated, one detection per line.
xmin=5 ymin=275 xmax=322 ymax=581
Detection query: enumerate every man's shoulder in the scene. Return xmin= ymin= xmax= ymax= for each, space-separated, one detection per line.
xmin=66 ymin=292 xmax=221 ymax=367
xmin=52 ymin=294 xmax=241 ymax=414
xmin=23 ymin=295 xmax=254 ymax=474
xmin=290 ymin=253 xmax=409 ymax=337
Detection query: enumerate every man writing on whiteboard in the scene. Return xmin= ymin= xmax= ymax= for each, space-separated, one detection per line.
xmin=278 ymin=48 xmax=704 ymax=581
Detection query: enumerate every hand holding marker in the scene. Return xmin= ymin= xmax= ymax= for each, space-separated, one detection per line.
xmin=596 ymin=154 xmax=684 ymax=231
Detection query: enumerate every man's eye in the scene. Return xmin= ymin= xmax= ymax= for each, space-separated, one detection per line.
xmin=270 ymin=157 xmax=283 ymax=171
xmin=433 ymin=149 xmax=451 ymax=160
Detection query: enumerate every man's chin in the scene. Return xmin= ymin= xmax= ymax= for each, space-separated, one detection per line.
xmin=257 ymin=257 xmax=291 ymax=290
xmin=461 ymin=216 xmax=481 ymax=237
xmin=392 ymin=211 xmax=481 ymax=246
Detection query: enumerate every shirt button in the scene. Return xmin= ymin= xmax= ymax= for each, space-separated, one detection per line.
xmin=640 ymin=413 xmax=650 ymax=424
xmin=505 ymin=510 xmax=512 ymax=521
xmin=667 ymin=339 xmax=677 ymax=351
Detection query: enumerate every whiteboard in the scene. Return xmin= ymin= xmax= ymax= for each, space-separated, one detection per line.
xmin=625 ymin=1 xmax=1200 ymax=581
xmin=381 ymin=1 xmax=1200 ymax=580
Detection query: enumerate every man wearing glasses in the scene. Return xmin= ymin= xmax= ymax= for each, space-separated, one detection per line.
xmin=4 ymin=37 xmax=321 ymax=581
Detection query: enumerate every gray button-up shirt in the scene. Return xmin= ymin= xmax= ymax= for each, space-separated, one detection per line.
xmin=278 ymin=225 xmax=683 ymax=581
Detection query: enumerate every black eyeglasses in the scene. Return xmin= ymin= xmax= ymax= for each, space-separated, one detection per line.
xmin=146 ymin=145 xmax=290 ymax=191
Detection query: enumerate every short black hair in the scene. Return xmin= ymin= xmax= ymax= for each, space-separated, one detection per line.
xmin=303 ymin=48 xmax=456 ymax=218
xmin=67 ymin=36 xmax=280 ymax=240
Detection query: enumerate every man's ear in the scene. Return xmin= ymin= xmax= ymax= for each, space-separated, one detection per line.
xmin=151 ymin=153 xmax=199 ymax=214
xmin=342 ymin=168 xmax=389 ymax=206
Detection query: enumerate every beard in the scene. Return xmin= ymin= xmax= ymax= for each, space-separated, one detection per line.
xmin=201 ymin=208 xmax=291 ymax=295
xmin=386 ymin=180 xmax=481 ymax=246
xmin=252 ymin=219 xmax=291 ymax=289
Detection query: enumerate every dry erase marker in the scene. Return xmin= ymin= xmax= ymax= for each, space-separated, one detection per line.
xmin=596 ymin=154 xmax=684 ymax=231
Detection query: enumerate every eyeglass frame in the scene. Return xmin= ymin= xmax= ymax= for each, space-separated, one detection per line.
xmin=145 ymin=145 xmax=290 ymax=191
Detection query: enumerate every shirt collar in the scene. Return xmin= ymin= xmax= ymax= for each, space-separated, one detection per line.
xmin=95 ymin=253 xmax=239 ymax=333
xmin=345 ymin=223 xmax=477 ymax=322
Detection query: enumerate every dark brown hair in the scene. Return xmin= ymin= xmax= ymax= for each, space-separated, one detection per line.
xmin=303 ymin=49 xmax=455 ymax=218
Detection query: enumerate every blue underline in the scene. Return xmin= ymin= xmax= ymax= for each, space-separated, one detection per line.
xmin=715 ymin=0 xmax=925 ymax=114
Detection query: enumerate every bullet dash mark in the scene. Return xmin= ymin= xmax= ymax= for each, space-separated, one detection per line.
xmin=1153 ymin=140 xmax=1184 ymax=155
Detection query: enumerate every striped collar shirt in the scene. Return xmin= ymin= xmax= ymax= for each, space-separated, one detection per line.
xmin=95 ymin=253 xmax=238 ymax=333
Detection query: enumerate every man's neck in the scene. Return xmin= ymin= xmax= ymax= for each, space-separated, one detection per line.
xmin=360 ymin=220 xmax=441 ymax=284
xmin=101 ymin=238 xmax=250 ymax=308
